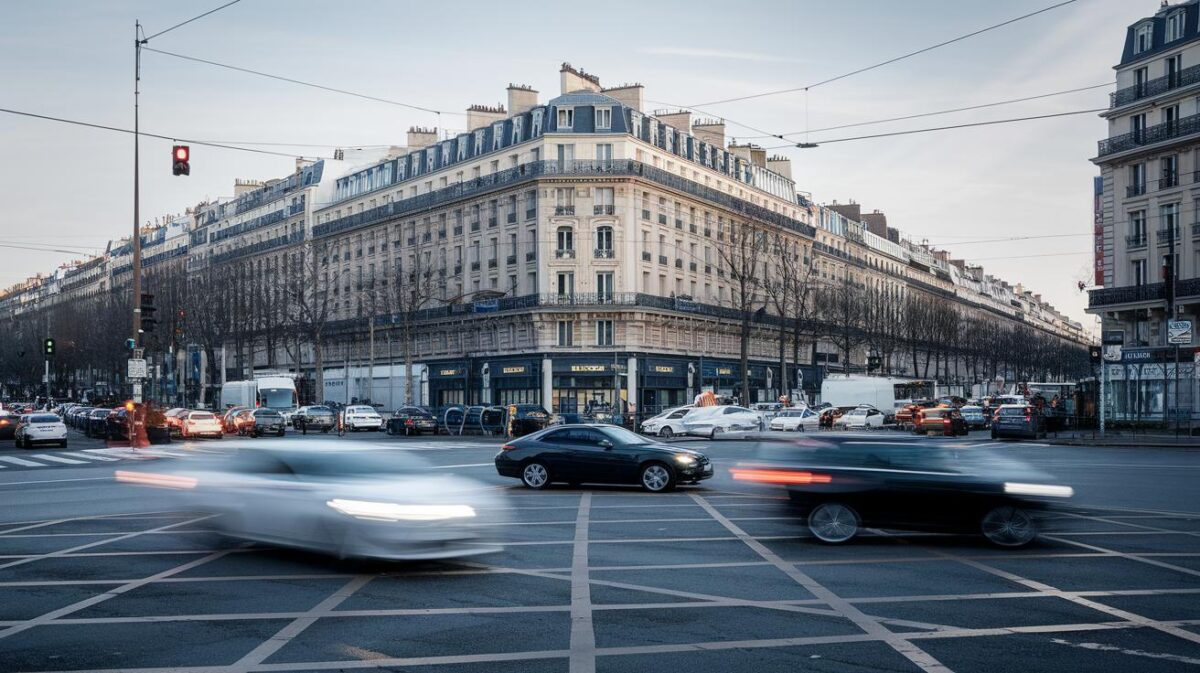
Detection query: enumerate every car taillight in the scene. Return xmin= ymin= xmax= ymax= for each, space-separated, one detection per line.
xmin=501 ymin=444 xmax=517 ymax=451
xmin=730 ymin=468 xmax=832 ymax=485
xmin=405 ymin=419 xmax=414 ymax=426
xmin=943 ymin=418 xmax=950 ymax=425
xmin=1024 ymin=415 xmax=1032 ymax=422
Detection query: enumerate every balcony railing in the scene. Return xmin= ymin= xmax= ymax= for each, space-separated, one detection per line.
xmin=594 ymin=205 xmax=615 ymax=215
xmin=507 ymin=254 xmax=517 ymax=265
xmin=470 ymin=261 xmax=480 ymax=271
xmin=555 ymin=248 xmax=576 ymax=259
xmin=594 ymin=248 xmax=614 ymax=259
xmin=1127 ymin=183 xmax=1146 ymax=197
xmin=1126 ymin=233 xmax=1147 ymax=248
xmin=507 ymin=213 xmax=517 ymax=224
xmin=488 ymin=259 xmax=498 ymax=268
xmin=1098 ymin=113 xmax=1200 ymax=157
xmin=1157 ymin=226 xmax=1180 ymax=245
xmin=526 ymin=208 xmax=537 ymax=220
xmin=1160 ymin=172 xmax=1179 ymax=189
xmin=438 ymin=229 xmax=447 ymax=239
xmin=526 ymin=251 xmax=537 ymax=261
xmin=642 ymin=251 xmax=652 ymax=261
xmin=554 ymin=205 xmax=575 ymax=216
xmin=488 ymin=217 xmax=498 ymax=227
xmin=453 ymin=225 xmax=463 ymax=236
xmin=1111 ymin=63 xmax=1200 ymax=108
xmin=471 ymin=221 xmax=480 ymax=232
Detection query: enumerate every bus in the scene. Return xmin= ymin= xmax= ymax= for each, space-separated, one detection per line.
xmin=219 ymin=374 xmax=298 ymax=419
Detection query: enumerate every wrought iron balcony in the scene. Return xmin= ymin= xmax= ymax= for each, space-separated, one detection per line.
xmin=470 ymin=261 xmax=480 ymax=271
xmin=659 ymin=255 xmax=668 ymax=265
xmin=1126 ymin=233 xmax=1147 ymax=248
xmin=1160 ymin=172 xmax=1179 ymax=189
xmin=1111 ymin=63 xmax=1200 ymax=108
xmin=1098 ymin=113 xmax=1200 ymax=157
xmin=594 ymin=205 xmax=615 ymax=215
xmin=555 ymin=248 xmax=576 ymax=259
xmin=506 ymin=254 xmax=517 ymax=265
xmin=526 ymin=208 xmax=537 ymax=220
xmin=1089 ymin=277 xmax=1200 ymax=308
xmin=526 ymin=251 xmax=537 ymax=261
xmin=1127 ymin=183 xmax=1146 ymax=197
xmin=554 ymin=205 xmax=575 ymax=216
xmin=507 ymin=213 xmax=517 ymax=224
xmin=488 ymin=258 xmax=498 ymax=268
xmin=594 ymin=248 xmax=614 ymax=259
xmin=1157 ymin=226 xmax=1180 ymax=245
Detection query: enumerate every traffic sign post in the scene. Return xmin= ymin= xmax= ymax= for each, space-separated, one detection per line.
xmin=127 ymin=359 xmax=148 ymax=379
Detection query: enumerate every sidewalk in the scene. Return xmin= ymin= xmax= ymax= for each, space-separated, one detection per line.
xmin=1046 ymin=430 xmax=1200 ymax=448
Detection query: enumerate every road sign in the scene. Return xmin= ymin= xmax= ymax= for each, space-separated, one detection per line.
xmin=132 ymin=348 xmax=144 ymax=360
xmin=1103 ymin=345 xmax=1122 ymax=362
xmin=1168 ymin=320 xmax=1193 ymax=345
xmin=127 ymin=358 xmax=148 ymax=379
xmin=132 ymin=382 xmax=143 ymax=403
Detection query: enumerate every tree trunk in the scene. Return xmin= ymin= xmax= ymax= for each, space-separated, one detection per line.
xmin=313 ymin=337 xmax=324 ymax=405
xmin=403 ymin=319 xmax=414 ymax=405
xmin=739 ymin=313 xmax=750 ymax=404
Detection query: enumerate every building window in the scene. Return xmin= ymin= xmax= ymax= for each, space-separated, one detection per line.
xmin=1134 ymin=22 xmax=1153 ymax=54
xmin=556 ymin=271 xmax=575 ymax=297
xmin=596 ymin=272 xmax=614 ymax=301
xmin=595 ymin=143 xmax=613 ymax=163
xmin=1167 ymin=11 xmax=1185 ymax=42
xmin=557 ymin=226 xmax=574 ymax=252
xmin=595 ymin=320 xmax=614 ymax=346
xmin=557 ymin=320 xmax=574 ymax=346
xmin=511 ymin=117 xmax=523 ymax=144
xmin=595 ymin=107 xmax=612 ymax=129
xmin=1130 ymin=163 xmax=1146 ymax=196
xmin=594 ymin=187 xmax=614 ymax=215
xmin=595 ymin=225 xmax=614 ymax=254
xmin=557 ymin=107 xmax=574 ymax=130
xmin=1161 ymin=155 xmax=1178 ymax=188
xmin=492 ymin=122 xmax=504 ymax=150
xmin=531 ymin=109 xmax=543 ymax=136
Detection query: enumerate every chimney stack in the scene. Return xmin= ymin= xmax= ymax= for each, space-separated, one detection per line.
xmin=406 ymin=126 xmax=438 ymax=149
xmin=655 ymin=109 xmax=691 ymax=133
xmin=560 ymin=62 xmax=601 ymax=94
xmin=602 ymin=83 xmax=643 ymax=111
xmin=466 ymin=104 xmax=506 ymax=132
xmin=766 ymin=155 xmax=792 ymax=180
xmin=507 ymin=84 xmax=539 ymax=116
xmin=692 ymin=118 xmax=725 ymax=147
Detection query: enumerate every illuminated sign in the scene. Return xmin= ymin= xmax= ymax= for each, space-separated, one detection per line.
xmin=439 ymin=368 xmax=461 ymax=376
xmin=716 ymin=367 xmax=733 ymax=376
xmin=653 ymin=365 xmax=675 ymax=374
xmin=571 ymin=364 xmax=606 ymax=372
xmin=502 ymin=366 xmax=526 ymax=374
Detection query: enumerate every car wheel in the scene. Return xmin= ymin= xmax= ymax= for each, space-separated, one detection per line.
xmin=640 ymin=462 xmax=675 ymax=492
xmin=277 ymin=430 xmax=285 ymax=437
xmin=710 ymin=426 xmax=722 ymax=440
xmin=981 ymin=505 xmax=1037 ymax=547
xmin=991 ymin=431 xmax=998 ymax=439
xmin=521 ymin=461 xmax=551 ymax=489
xmin=808 ymin=502 xmax=860 ymax=544
xmin=322 ymin=428 xmax=330 ymax=433
xmin=60 ymin=440 xmax=67 ymax=448
xmin=659 ymin=426 xmax=674 ymax=439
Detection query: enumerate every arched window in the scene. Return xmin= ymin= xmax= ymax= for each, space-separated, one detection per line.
xmin=556 ymin=226 xmax=574 ymax=252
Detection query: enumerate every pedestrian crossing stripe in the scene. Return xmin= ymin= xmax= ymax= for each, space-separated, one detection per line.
xmin=0 ymin=456 xmax=43 ymax=467
xmin=29 ymin=454 xmax=87 ymax=465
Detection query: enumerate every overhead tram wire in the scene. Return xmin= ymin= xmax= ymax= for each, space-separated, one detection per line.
xmin=737 ymin=82 xmax=1114 ymax=139
xmin=687 ymin=0 xmax=1080 ymax=108
xmin=0 ymin=107 xmax=333 ymax=160
xmin=763 ymin=108 xmax=1107 ymax=148
xmin=142 ymin=47 xmax=467 ymax=117
xmin=141 ymin=0 xmax=243 ymax=41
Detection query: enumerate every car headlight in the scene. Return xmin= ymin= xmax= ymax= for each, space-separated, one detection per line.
xmin=674 ymin=454 xmax=698 ymax=466
xmin=1003 ymin=482 xmax=1073 ymax=498
xmin=326 ymin=499 xmax=477 ymax=521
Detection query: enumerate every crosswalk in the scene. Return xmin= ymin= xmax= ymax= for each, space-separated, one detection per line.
xmin=0 ymin=448 xmax=185 ymax=470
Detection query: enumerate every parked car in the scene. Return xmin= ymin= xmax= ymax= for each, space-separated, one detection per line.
xmin=769 ymin=408 xmax=821 ymax=432
xmin=913 ymin=407 xmax=969 ymax=436
xmin=181 ymin=410 xmax=223 ymax=439
xmin=834 ymin=407 xmax=887 ymax=429
xmin=342 ymin=405 xmax=384 ymax=432
xmin=960 ymin=405 xmax=990 ymax=430
xmin=640 ymin=405 xmax=694 ymax=438
xmin=385 ymin=406 xmax=439 ymax=436
xmin=293 ymin=406 xmax=336 ymax=434
xmin=249 ymin=409 xmax=287 ymax=437
xmin=87 ymin=408 xmax=114 ymax=438
xmin=164 ymin=408 xmax=190 ymax=438
xmin=106 ymin=408 xmax=133 ymax=441
xmin=751 ymin=402 xmax=785 ymax=426
xmin=681 ymin=405 xmax=763 ymax=438
xmin=895 ymin=400 xmax=936 ymax=427
xmin=991 ymin=404 xmax=1047 ymax=440
xmin=69 ymin=406 xmax=92 ymax=429
xmin=506 ymin=404 xmax=551 ymax=437
xmin=819 ymin=406 xmax=857 ymax=429
xmin=495 ymin=424 xmax=714 ymax=492
xmin=222 ymin=407 xmax=252 ymax=434
xmin=15 ymin=413 xmax=68 ymax=449
xmin=0 ymin=411 xmax=20 ymax=440
xmin=731 ymin=438 xmax=1074 ymax=547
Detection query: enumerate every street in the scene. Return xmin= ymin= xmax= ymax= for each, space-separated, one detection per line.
xmin=0 ymin=429 xmax=1196 ymax=672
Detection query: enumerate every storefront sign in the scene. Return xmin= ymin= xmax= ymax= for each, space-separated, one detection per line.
xmin=571 ymin=364 xmax=607 ymax=373
xmin=502 ymin=366 xmax=527 ymax=375
xmin=716 ymin=367 xmax=733 ymax=376
xmin=438 ymin=368 xmax=462 ymax=377
xmin=653 ymin=365 xmax=675 ymax=374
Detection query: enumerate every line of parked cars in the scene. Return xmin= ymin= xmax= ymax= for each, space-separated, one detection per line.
xmin=63 ymin=404 xmax=135 ymax=441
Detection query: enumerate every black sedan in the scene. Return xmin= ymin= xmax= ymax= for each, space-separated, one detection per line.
xmin=991 ymin=404 xmax=1047 ymax=440
xmin=88 ymin=408 xmax=115 ymax=438
xmin=387 ymin=406 xmax=439 ymax=436
xmin=495 ymin=424 xmax=713 ymax=492
xmin=731 ymin=438 xmax=1073 ymax=547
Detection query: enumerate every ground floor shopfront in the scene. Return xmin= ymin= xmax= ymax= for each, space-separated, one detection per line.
xmin=1101 ymin=348 xmax=1199 ymax=422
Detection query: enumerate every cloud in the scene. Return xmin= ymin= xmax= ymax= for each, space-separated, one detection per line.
xmin=638 ymin=46 xmax=803 ymax=63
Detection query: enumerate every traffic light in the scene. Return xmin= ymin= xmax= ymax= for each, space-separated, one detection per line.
xmin=124 ymin=400 xmax=135 ymax=412
xmin=43 ymin=338 xmax=55 ymax=357
xmin=1089 ymin=346 xmax=1102 ymax=365
xmin=172 ymin=145 xmax=190 ymax=176
xmin=139 ymin=293 xmax=157 ymax=333
xmin=125 ymin=338 xmax=136 ymax=351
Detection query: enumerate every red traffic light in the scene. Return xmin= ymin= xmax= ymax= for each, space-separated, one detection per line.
xmin=172 ymin=145 xmax=190 ymax=176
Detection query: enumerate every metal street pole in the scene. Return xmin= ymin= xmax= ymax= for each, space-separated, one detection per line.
xmin=132 ymin=23 xmax=143 ymax=348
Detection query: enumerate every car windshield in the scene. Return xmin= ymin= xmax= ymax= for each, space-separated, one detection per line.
xmin=32 ymin=415 xmax=59 ymax=423
xmin=779 ymin=411 xmax=803 ymax=417
xmin=260 ymin=388 xmax=294 ymax=409
xmin=190 ymin=412 xmax=215 ymax=420
xmin=254 ymin=411 xmax=282 ymax=419
xmin=600 ymin=425 xmax=654 ymax=445
xmin=847 ymin=410 xmax=866 ymax=416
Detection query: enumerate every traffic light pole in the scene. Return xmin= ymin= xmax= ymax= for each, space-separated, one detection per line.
xmin=132 ymin=22 xmax=143 ymax=348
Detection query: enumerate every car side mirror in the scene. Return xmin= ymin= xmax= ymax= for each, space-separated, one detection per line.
xmin=598 ymin=439 xmax=613 ymax=450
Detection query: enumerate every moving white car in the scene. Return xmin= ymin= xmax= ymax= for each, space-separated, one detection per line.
xmin=14 ymin=413 xmax=67 ymax=449
xmin=181 ymin=410 xmax=224 ymax=439
xmin=681 ymin=405 xmax=763 ymax=439
xmin=834 ymin=406 xmax=887 ymax=429
xmin=769 ymin=408 xmax=820 ymax=432
xmin=639 ymin=405 xmax=693 ymax=438
xmin=343 ymin=405 xmax=384 ymax=431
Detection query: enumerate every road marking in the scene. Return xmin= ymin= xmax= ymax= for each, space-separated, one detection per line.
xmin=63 ymin=451 xmax=119 ymax=462
xmin=0 ymin=477 xmax=112 ymax=487
xmin=691 ymin=494 xmax=955 ymax=673
xmin=1050 ymin=637 xmax=1200 ymax=665
xmin=0 ymin=456 xmax=44 ymax=467
xmin=28 ymin=453 xmax=86 ymax=465
xmin=569 ymin=492 xmax=595 ymax=673
xmin=430 ymin=462 xmax=494 ymax=469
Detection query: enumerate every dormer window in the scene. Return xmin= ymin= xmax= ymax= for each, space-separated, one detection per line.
xmin=441 ymin=141 xmax=452 ymax=165
xmin=492 ymin=122 xmax=504 ymax=150
xmin=1167 ymin=11 xmax=1185 ymax=42
xmin=595 ymin=107 xmax=611 ymax=129
xmin=474 ymin=129 xmax=485 ymax=155
xmin=1135 ymin=21 xmax=1153 ymax=53
xmin=557 ymin=106 xmax=574 ymax=129
xmin=512 ymin=117 xmax=523 ymax=143
xmin=456 ymin=135 xmax=468 ymax=160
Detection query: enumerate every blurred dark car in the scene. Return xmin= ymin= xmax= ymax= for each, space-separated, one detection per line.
xmin=495 ymin=424 xmax=713 ymax=492
xmin=293 ymin=406 xmax=336 ymax=434
xmin=507 ymin=404 xmax=550 ymax=437
xmin=991 ymin=404 xmax=1047 ymax=440
xmin=913 ymin=407 xmax=968 ymax=436
xmin=0 ymin=411 xmax=17 ymax=440
xmin=87 ymin=408 xmax=114 ymax=438
xmin=105 ymin=408 xmax=132 ymax=441
xmin=242 ymin=409 xmax=286 ymax=437
xmin=731 ymin=438 xmax=1073 ymax=547
xmin=960 ymin=405 xmax=990 ymax=430
xmin=387 ymin=406 xmax=439 ymax=436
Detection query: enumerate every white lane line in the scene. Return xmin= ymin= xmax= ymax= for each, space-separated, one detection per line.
xmin=0 ymin=456 xmax=45 ymax=467
xmin=430 ymin=462 xmax=494 ymax=469
xmin=691 ymin=494 xmax=955 ymax=673
xmin=28 ymin=453 xmax=86 ymax=465
xmin=569 ymin=492 xmax=595 ymax=673
xmin=0 ymin=513 xmax=214 ymax=573
xmin=1050 ymin=637 xmax=1200 ymax=665
xmin=63 ymin=451 xmax=119 ymax=462
xmin=0 ymin=477 xmax=111 ymax=487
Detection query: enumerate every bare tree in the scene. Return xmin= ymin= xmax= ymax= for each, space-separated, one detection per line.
xmin=715 ymin=220 xmax=766 ymax=403
xmin=761 ymin=234 xmax=817 ymax=399
xmin=818 ymin=273 xmax=868 ymax=377
xmin=283 ymin=240 xmax=334 ymax=405
xmin=382 ymin=242 xmax=439 ymax=405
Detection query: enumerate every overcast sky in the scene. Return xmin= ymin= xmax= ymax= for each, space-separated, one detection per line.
xmin=0 ymin=0 xmax=1141 ymax=328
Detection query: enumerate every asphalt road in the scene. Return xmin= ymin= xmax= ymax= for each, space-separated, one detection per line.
xmin=0 ymin=427 xmax=1197 ymax=672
